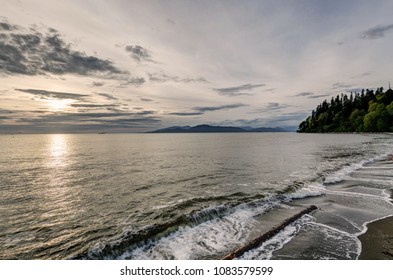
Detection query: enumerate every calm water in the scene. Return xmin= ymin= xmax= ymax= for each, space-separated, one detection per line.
xmin=1 ymin=133 xmax=393 ymax=259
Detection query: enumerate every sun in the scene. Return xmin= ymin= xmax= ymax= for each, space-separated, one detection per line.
xmin=46 ymin=98 xmax=73 ymax=111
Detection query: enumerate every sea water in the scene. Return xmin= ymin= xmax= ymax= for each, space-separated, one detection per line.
xmin=0 ymin=133 xmax=392 ymax=259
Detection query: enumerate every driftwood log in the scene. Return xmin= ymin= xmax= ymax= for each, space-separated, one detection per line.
xmin=221 ymin=205 xmax=318 ymax=260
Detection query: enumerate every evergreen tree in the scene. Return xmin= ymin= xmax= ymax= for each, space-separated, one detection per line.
xmin=298 ymin=87 xmax=393 ymax=133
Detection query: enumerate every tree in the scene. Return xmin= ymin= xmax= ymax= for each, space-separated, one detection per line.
xmin=298 ymin=87 xmax=392 ymax=133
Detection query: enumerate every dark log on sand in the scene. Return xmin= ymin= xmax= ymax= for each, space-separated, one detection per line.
xmin=221 ymin=205 xmax=318 ymax=260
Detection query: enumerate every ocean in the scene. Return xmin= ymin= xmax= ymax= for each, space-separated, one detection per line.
xmin=1 ymin=133 xmax=393 ymax=259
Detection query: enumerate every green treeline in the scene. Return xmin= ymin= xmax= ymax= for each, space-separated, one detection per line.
xmin=298 ymin=87 xmax=393 ymax=132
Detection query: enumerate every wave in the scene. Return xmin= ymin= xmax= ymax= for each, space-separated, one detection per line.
xmin=75 ymin=186 xmax=324 ymax=259
xmin=75 ymin=194 xmax=280 ymax=259
xmin=324 ymin=151 xmax=392 ymax=184
xmin=74 ymin=149 xmax=393 ymax=260
xmin=237 ymin=214 xmax=315 ymax=260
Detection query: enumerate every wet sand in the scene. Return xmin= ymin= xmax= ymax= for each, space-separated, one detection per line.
xmin=358 ymin=216 xmax=393 ymax=259
xmin=359 ymin=189 xmax=393 ymax=260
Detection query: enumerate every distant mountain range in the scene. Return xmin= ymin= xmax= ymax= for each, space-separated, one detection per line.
xmin=149 ymin=124 xmax=289 ymax=133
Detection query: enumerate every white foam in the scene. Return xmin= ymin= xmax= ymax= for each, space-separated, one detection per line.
xmin=382 ymin=188 xmax=392 ymax=199
xmin=325 ymin=189 xmax=391 ymax=200
xmin=238 ymin=215 xmax=315 ymax=260
xmin=117 ymin=198 xmax=282 ymax=260
xmin=308 ymin=222 xmax=361 ymax=259
xmin=239 ymin=217 xmax=366 ymax=260
xmin=288 ymin=182 xmax=326 ymax=199
xmin=324 ymin=161 xmax=367 ymax=184
xmin=324 ymin=152 xmax=391 ymax=184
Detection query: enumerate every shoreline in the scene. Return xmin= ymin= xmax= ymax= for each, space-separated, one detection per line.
xmin=358 ymin=162 xmax=393 ymax=259
xmin=358 ymin=215 xmax=393 ymax=259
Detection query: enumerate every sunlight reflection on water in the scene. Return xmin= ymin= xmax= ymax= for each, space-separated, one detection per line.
xmin=48 ymin=134 xmax=68 ymax=167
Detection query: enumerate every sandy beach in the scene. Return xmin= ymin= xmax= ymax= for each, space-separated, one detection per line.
xmin=359 ymin=188 xmax=393 ymax=260
xmin=358 ymin=216 xmax=393 ymax=260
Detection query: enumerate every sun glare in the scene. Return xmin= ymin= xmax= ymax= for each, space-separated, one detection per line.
xmin=46 ymin=98 xmax=73 ymax=111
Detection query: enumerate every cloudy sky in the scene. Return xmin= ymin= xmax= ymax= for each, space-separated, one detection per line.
xmin=1 ymin=0 xmax=393 ymax=133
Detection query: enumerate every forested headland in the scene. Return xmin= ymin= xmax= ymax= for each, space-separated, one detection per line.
xmin=298 ymin=87 xmax=393 ymax=132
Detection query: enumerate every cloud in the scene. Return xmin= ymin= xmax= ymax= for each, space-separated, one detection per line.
xmin=217 ymin=92 xmax=254 ymax=97
xmin=148 ymin=72 xmax=207 ymax=83
xmin=92 ymin=81 xmax=104 ymax=87
xmin=169 ymin=103 xmax=248 ymax=117
xmin=193 ymin=103 xmax=247 ymax=112
xmin=117 ymin=77 xmax=145 ymax=87
xmin=97 ymin=92 xmax=118 ymax=101
xmin=14 ymin=111 xmax=161 ymax=124
xmin=70 ymin=103 xmax=117 ymax=109
xmin=266 ymin=102 xmax=280 ymax=108
xmin=0 ymin=108 xmax=16 ymax=114
xmin=213 ymin=83 xmax=265 ymax=96
xmin=169 ymin=111 xmax=204 ymax=116
xmin=350 ymin=72 xmax=372 ymax=79
xmin=2 ymin=110 xmax=162 ymax=132
xmin=294 ymin=92 xmax=314 ymax=97
xmin=268 ymin=112 xmax=310 ymax=123
xmin=101 ymin=117 xmax=160 ymax=125
xmin=252 ymin=102 xmax=290 ymax=113
xmin=331 ymin=83 xmax=365 ymax=93
xmin=0 ymin=21 xmax=16 ymax=31
xmin=307 ymin=94 xmax=331 ymax=99
xmin=125 ymin=45 xmax=154 ymax=63
xmin=134 ymin=110 xmax=156 ymax=115
xmin=292 ymin=92 xmax=330 ymax=99
xmin=360 ymin=24 xmax=393 ymax=39
xmin=0 ymin=112 xmax=16 ymax=122
xmin=15 ymin=88 xmax=88 ymax=100
xmin=0 ymin=19 xmax=126 ymax=77
xmin=15 ymin=89 xmax=128 ymax=114
xmin=332 ymin=82 xmax=353 ymax=90
xmin=140 ymin=97 xmax=154 ymax=102
xmin=166 ymin=18 xmax=176 ymax=26
xmin=224 ymin=111 xmax=309 ymax=128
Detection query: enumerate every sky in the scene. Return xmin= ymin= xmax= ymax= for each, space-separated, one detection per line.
xmin=1 ymin=0 xmax=393 ymax=133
